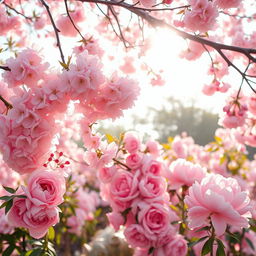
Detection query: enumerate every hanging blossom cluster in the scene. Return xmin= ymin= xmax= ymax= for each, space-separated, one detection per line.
xmin=0 ymin=47 xmax=139 ymax=175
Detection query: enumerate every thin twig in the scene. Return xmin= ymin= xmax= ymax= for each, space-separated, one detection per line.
xmin=3 ymin=2 xmax=33 ymax=21
xmin=0 ymin=65 xmax=11 ymax=71
xmin=64 ymin=0 xmax=86 ymax=42
xmin=0 ymin=95 xmax=13 ymax=110
xmin=39 ymin=0 xmax=66 ymax=65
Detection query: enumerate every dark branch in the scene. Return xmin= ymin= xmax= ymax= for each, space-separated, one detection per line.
xmin=0 ymin=65 xmax=11 ymax=71
xmin=64 ymin=0 xmax=86 ymax=42
xmin=0 ymin=95 xmax=13 ymax=110
xmin=77 ymin=0 xmax=256 ymax=59
xmin=39 ymin=0 xmax=66 ymax=66
xmin=3 ymin=2 xmax=33 ymax=21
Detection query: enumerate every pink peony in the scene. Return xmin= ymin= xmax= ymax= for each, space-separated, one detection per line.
xmin=168 ymin=159 xmax=206 ymax=190
xmin=185 ymin=174 xmax=251 ymax=236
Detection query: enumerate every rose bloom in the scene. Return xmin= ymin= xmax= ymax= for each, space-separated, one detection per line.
xmin=163 ymin=234 xmax=188 ymax=256
xmin=167 ymin=159 xmax=206 ymax=190
xmin=124 ymin=224 xmax=151 ymax=248
xmin=24 ymin=169 xmax=66 ymax=207
xmin=124 ymin=132 xmax=141 ymax=153
xmin=185 ymin=174 xmax=251 ymax=236
xmin=109 ymin=170 xmax=139 ymax=211
xmin=139 ymin=173 xmax=167 ymax=199
xmin=137 ymin=202 xmax=171 ymax=241
xmin=7 ymin=198 xmax=59 ymax=239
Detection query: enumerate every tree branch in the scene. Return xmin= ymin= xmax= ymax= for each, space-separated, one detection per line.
xmin=0 ymin=65 xmax=11 ymax=71
xmin=0 ymin=95 xmax=13 ymax=110
xmin=3 ymin=2 xmax=33 ymax=21
xmin=64 ymin=0 xmax=86 ymax=42
xmin=39 ymin=0 xmax=66 ymax=66
xmin=77 ymin=0 xmax=256 ymax=59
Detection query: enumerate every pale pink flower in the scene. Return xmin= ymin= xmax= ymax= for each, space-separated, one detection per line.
xmin=214 ymin=0 xmax=241 ymax=8
xmin=184 ymin=0 xmax=218 ymax=32
xmin=185 ymin=174 xmax=251 ymax=236
xmin=168 ymin=159 xmax=207 ymax=190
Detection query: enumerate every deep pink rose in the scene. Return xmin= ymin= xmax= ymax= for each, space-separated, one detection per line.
xmin=24 ymin=169 xmax=66 ymax=207
xmin=124 ymin=224 xmax=151 ymax=248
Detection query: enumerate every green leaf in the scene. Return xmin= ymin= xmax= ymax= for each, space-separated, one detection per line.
xmin=3 ymin=186 xmax=17 ymax=194
xmin=3 ymin=244 xmax=16 ymax=256
xmin=0 ymin=195 xmax=13 ymax=201
xmin=16 ymin=195 xmax=27 ymax=199
xmin=225 ymin=231 xmax=240 ymax=242
xmin=195 ymin=226 xmax=211 ymax=233
xmin=188 ymin=236 xmax=209 ymax=248
xmin=5 ymin=199 xmax=13 ymax=214
xmin=245 ymin=237 xmax=255 ymax=251
xmin=201 ymin=237 xmax=214 ymax=256
xmin=27 ymin=248 xmax=43 ymax=256
xmin=148 ymin=247 xmax=154 ymax=254
xmin=216 ymin=239 xmax=226 ymax=256
xmin=48 ymin=226 xmax=55 ymax=240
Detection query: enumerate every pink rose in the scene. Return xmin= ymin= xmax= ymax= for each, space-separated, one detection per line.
xmin=23 ymin=203 xmax=59 ymax=239
xmin=7 ymin=198 xmax=59 ymax=239
xmin=109 ymin=170 xmax=139 ymax=211
xmin=163 ymin=234 xmax=188 ymax=256
xmin=107 ymin=212 xmax=124 ymax=231
xmin=141 ymin=157 xmax=162 ymax=176
xmin=24 ymin=169 xmax=66 ymax=207
xmin=124 ymin=132 xmax=141 ymax=153
xmin=124 ymin=224 xmax=151 ymax=248
xmin=139 ymin=173 xmax=167 ymax=200
xmin=126 ymin=153 xmax=142 ymax=169
xmin=138 ymin=202 xmax=171 ymax=241
xmin=98 ymin=166 xmax=116 ymax=183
